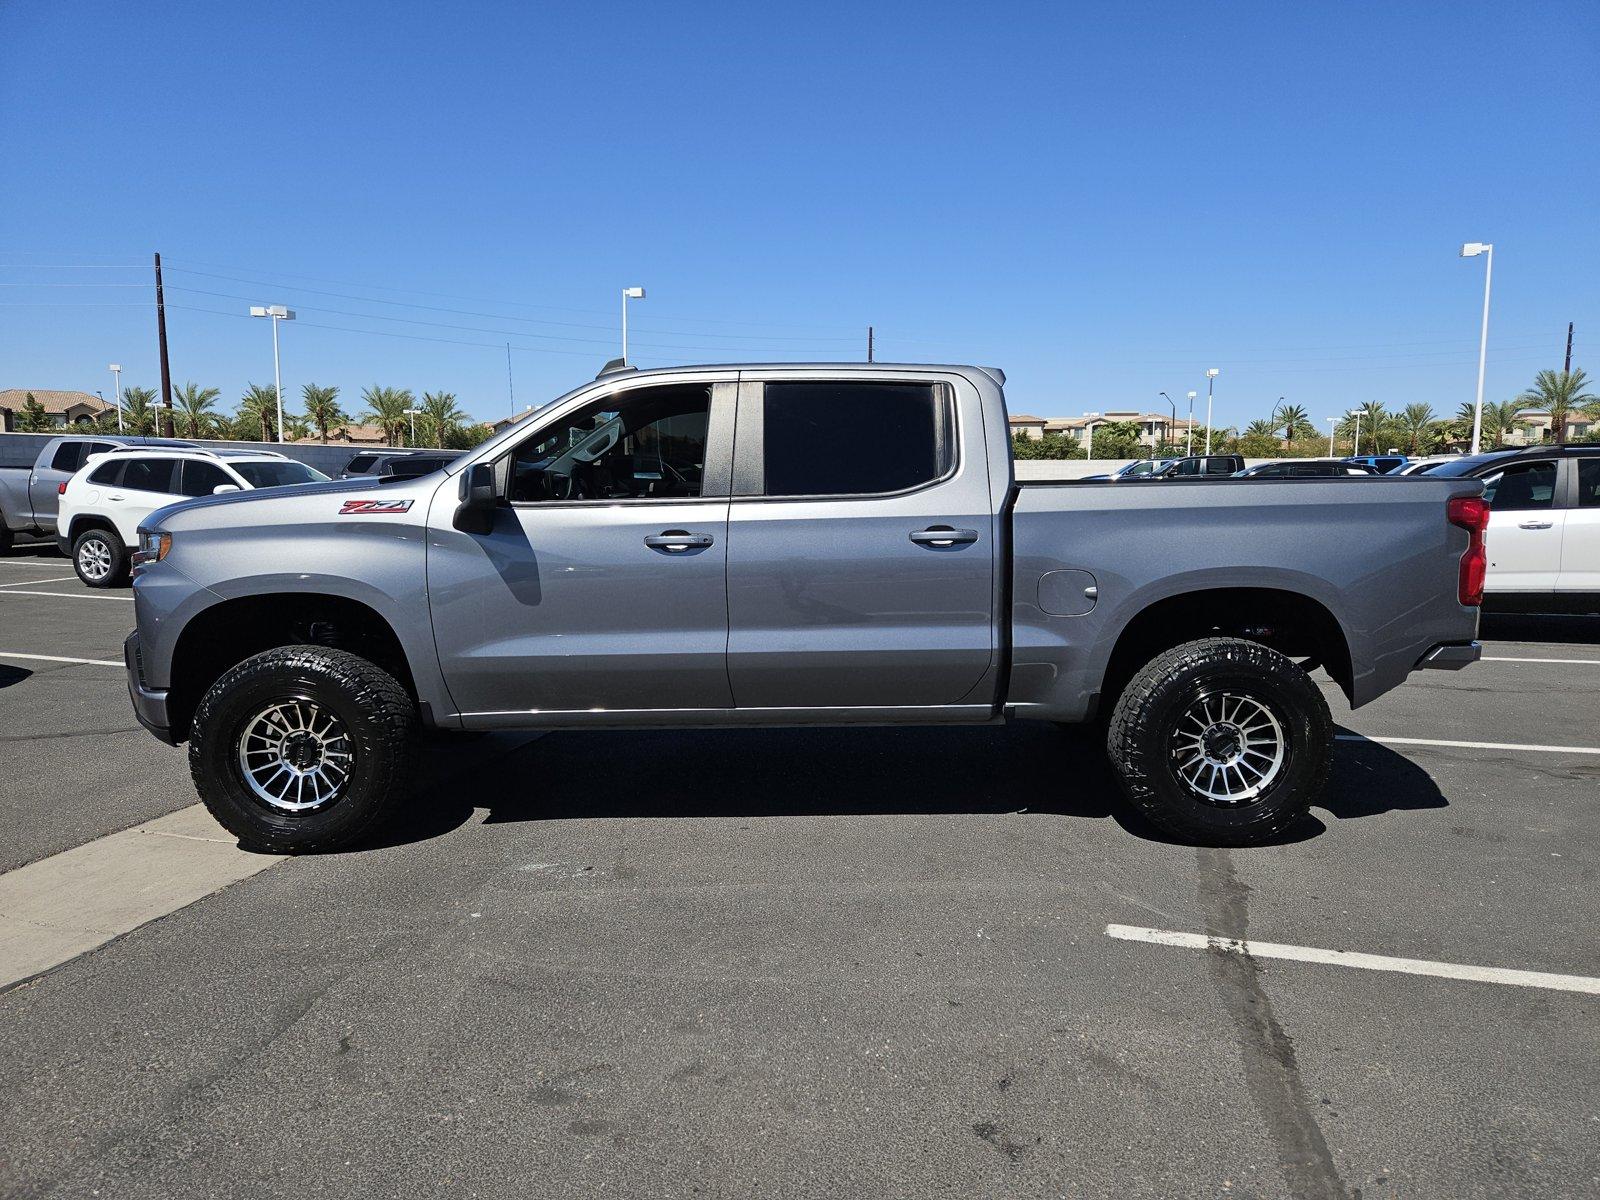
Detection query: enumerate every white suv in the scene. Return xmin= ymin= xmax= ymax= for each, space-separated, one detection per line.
xmin=58 ymin=447 xmax=328 ymax=587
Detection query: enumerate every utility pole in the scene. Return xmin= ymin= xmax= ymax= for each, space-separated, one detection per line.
xmin=867 ymin=326 xmax=874 ymax=363
xmin=1566 ymin=322 xmax=1574 ymax=373
xmin=506 ymin=343 xmax=515 ymax=416
xmin=153 ymin=252 xmax=174 ymax=438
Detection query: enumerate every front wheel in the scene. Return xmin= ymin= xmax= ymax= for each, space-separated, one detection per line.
xmin=188 ymin=646 xmax=418 ymax=853
xmin=1106 ymin=637 xmax=1332 ymax=846
xmin=72 ymin=527 xmax=127 ymax=587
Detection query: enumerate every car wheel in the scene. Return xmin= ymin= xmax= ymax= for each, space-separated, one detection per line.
xmin=188 ymin=646 xmax=418 ymax=853
xmin=1106 ymin=637 xmax=1331 ymax=846
xmin=72 ymin=527 xmax=127 ymax=587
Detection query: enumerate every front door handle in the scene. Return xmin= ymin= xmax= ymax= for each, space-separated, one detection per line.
xmin=909 ymin=526 xmax=979 ymax=547
xmin=1518 ymin=520 xmax=1554 ymax=529
xmin=644 ymin=530 xmax=714 ymax=552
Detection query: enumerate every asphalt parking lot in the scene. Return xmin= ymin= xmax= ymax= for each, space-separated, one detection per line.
xmin=1 ymin=543 xmax=1596 ymax=1199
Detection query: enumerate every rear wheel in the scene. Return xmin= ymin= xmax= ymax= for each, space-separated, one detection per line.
xmin=188 ymin=646 xmax=417 ymax=853
xmin=1106 ymin=637 xmax=1331 ymax=845
xmin=72 ymin=527 xmax=127 ymax=587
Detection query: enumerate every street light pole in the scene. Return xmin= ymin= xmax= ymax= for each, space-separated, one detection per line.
xmin=1084 ymin=413 xmax=1100 ymax=460
xmin=1186 ymin=391 xmax=1197 ymax=455
xmin=1350 ymin=410 xmax=1363 ymax=457
xmin=108 ymin=363 xmax=124 ymax=433
xmin=249 ymin=305 xmax=296 ymax=442
xmin=1325 ymin=417 xmax=1336 ymax=457
xmin=1159 ymin=392 xmax=1177 ymax=459
xmin=621 ymin=286 xmax=645 ymax=364
xmin=1203 ymin=369 xmax=1220 ymax=455
xmin=406 ymin=407 xmax=422 ymax=446
xmin=1460 ymin=242 xmax=1494 ymax=455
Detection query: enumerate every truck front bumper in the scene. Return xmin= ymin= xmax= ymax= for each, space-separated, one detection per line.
xmin=124 ymin=630 xmax=177 ymax=745
xmin=1416 ymin=640 xmax=1482 ymax=671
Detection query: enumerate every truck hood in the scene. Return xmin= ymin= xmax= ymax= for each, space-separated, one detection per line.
xmin=144 ymin=477 xmax=435 ymax=530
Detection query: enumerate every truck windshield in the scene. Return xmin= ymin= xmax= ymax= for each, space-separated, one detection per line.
xmin=230 ymin=461 xmax=328 ymax=488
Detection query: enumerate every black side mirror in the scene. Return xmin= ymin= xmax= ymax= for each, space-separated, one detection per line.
xmin=453 ymin=462 xmax=498 ymax=533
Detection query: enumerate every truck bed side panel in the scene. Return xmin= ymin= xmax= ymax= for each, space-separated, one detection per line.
xmin=1008 ymin=478 xmax=1482 ymax=722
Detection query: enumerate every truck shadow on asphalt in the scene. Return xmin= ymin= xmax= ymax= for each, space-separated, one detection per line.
xmin=1479 ymin=612 xmax=1600 ymax=644
xmin=369 ymin=720 xmax=1447 ymax=852
xmin=0 ymin=664 xmax=32 ymax=689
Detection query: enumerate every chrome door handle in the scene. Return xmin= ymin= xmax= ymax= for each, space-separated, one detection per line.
xmin=644 ymin=530 xmax=714 ymax=552
xmin=1518 ymin=520 xmax=1554 ymax=529
xmin=909 ymin=526 xmax=978 ymax=547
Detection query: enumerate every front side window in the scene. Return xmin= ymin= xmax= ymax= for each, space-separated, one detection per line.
xmin=509 ymin=384 xmax=711 ymax=503
xmin=759 ymin=381 xmax=950 ymax=497
xmin=120 ymin=457 xmax=178 ymax=494
xmin=1481 ymin=460 xmax=1557 ymax=510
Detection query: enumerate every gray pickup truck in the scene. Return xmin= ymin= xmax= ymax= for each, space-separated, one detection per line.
xmin=0 ymin=434 xmax=194 ymax=551
xmin=123 ymin=363 xmax=1486 ymax=852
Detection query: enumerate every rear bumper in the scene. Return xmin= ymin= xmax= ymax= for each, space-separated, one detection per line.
xmin=55 ymin=534 xmax=71 ymax=556
xmin=1416 ymin=640 xmax=1481 ymax=671
xmin=123 ymin=630 xmax=177 ymax=745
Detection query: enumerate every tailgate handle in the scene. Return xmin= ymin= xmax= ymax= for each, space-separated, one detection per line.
xmin=910 ymin=526 xmax=978 ymax=547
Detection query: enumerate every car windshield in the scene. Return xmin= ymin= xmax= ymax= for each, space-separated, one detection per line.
xmin=229 ymin=461 xmax=329 ymax=488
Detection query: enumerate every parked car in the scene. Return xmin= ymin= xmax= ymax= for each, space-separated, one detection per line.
xmin=1234 ymin=460 xmax=1381 ymax=478
xmin=59 ymin=446 xmax=328 ymax=586
xmin=1425 ymin=445 xmax=1600 ymax=611
xmin=1081 ymin=458 xmax=1175 ymax=482
xmin=337 ymin=451 xmax=456 ymax=480
xmin=0 ymin=434 xmax=195 ymax=552
xmin=373 ymin=452 xmax=462 ymax=480
xmin=1154 ymin=454 xmax=1245 ymax=478
xmin=1342 ymin=454 xmax=1409 ymax=473
xmin=124 ymin=362 xmax=1484 ymax=854
xmin=1389 ymin=456 xmax=1460 ymax=475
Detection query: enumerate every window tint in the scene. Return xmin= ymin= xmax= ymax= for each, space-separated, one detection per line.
xmin=50 ymin=442 xmax=88 ymax=472
xmin=179 ymin=460 xmax=232 ymax=497
xmin=120 ymin=457 xmax=178 ymax=494
xmin=1203 ymin=457 xmax=1237 ymax=475
xmin=1577 ymin=460 xmax=1600 ymax=508
xmin=1481 ymin=460 xmax=1557 ymax=511
xmin=510 ymin=384 xmax=711 ymax=502
xmin=760 ymin=381 xmax=949 ymax=497
xmin=88 ymin=458 xmax=125 ymax=486
xmin=346 ymin=455 xmax=377 ymax=473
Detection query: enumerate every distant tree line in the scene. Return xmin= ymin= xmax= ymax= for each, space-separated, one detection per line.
xmin=59 ymin=382 xmax=497 ymax=449
xmin=1011 ymin=367 xmax=1597 ymax=460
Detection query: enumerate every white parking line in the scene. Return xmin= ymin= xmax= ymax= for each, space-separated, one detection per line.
xmin=1482 ymin=655 xmax=1600 ymax=665
xmin=0 ymin=576 xmax=75 ymax=588
xmin=1336 ymin=732 xmax=1600 ymax=755
xmin=0 ymin=806 xmax=277 ymax=991
xmin=0 ymin=651 xmax=123 ymax=667
xmin=1105 ymin=924 xmax=1600 ymax=996
xmin=0 ymin=589 xmax=129 ymax=602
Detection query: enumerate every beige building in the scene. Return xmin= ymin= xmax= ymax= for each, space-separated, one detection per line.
xmin=0 ymin=389 xmax=115 ymax=432
xmin=1011 ymin=409 xmax=1198 ymax=447
xmin=1503 ymin=409 xmax=1596 ymax=445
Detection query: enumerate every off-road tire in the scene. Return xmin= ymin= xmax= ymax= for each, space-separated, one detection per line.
xmin=188 ymin=646 xmax=417 ymax=853
xmin=72 ymin=527 xmax=127 ymax=587
xmin=1106 ymin=637 xmax=1332 ymax=846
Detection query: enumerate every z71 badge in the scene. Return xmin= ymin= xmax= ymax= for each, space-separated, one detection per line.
xmin=339 ymin=499 xmax=414 ymax=515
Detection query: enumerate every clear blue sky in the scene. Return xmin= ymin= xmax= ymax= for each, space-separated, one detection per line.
xmin=2 ymin=0 xmax=1595 ymax=430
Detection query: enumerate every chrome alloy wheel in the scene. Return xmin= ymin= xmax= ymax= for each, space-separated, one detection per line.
xmin=77 ymin=536 xmax=112 ymax=581
xmin=1170 ymin=691 xmax=1286 ymax=806
xmin=236 ymin=700 xmax=355 ymax=812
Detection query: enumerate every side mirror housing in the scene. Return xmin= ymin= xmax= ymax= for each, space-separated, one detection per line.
xmin=453 ymin=461 xmax=498 ymax=533
xmin=212 ymin=484 xmax=242 ymax=494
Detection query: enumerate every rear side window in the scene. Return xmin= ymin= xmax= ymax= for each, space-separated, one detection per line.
xmin=759 ymin=381 xmax=951 ymax=497
xmin=50 ymin=442 xmax=88 ymax=472
xmin=346 ymin=455 xmax=377 ymax=473
xmin=1481 ymin=460 xmax=1557 ymax=510
xmin=120 ymin=457 xmax=178 ymax=494
xmin=178 ymin=460 xmax=232 ymax=497
xmin=1203 ymin=458 xmax=1237 ymax=475
xmin=88 ymin=459 xmax=125 ymax=486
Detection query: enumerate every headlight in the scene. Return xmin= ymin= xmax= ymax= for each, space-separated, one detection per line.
xmin=132 ymin=529 xmax=171 ymax=569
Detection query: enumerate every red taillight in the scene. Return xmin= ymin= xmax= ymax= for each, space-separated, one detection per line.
xmin=1448 ymin=495 xmax=1490 ymax=607
xmin=57 ymin=482 xmax=68 ymax=496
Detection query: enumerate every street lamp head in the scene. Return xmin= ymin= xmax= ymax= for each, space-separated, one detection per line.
xmin=251 ymin=305 xmax=295 ymax=319
xmin=622 ymin=287 xmax=645 ymax=299
xmin=1186 ymin=391 xmax=1197 ymax=400
xmin=1206 ymin=368 xmax=1220 ymax=379
xmin=108 ymin=363 xmax=121 ymax=372
xmin=1459 ymin=242 xmax=1490 ymax=258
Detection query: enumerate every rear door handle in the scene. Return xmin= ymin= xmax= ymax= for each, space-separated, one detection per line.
xmin=1518 ymin=520 xmax=1554 ymax=529
xmin=909 ymin=526 xmax=979 ymax=547
xmin=644 ymin=530 xmax=714 ymax=552
xmin=107 ymin=493 xmax=127 ymax=502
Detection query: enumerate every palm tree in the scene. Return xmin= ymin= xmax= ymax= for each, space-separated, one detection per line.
xmin=300 ymin=383 xmax=347 ymax=443
xmin=121 ymin=386 xmax=158 ymax=437
xmin=1272 ymin=401 xmax=1312 ymax=448
xmin=237 ymin=384 xmax=282 ymax=442
xmin=360 ymin=386 xmax=414 ymax=447
xmin=171 ymin=382 xmax=221 ymax=439
xmin=1243 ymin=418 xmax=1278 ymax=439
xmin=420 ymin=390 xmax=467 ymax=447
xmin=1351 ymin=400 xmax=1388 ymax=455
xmin=1398 ymin=403 xmax=1437 ymax=454
xmin=1519 ymin=368 xmax=1599 ymax=443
